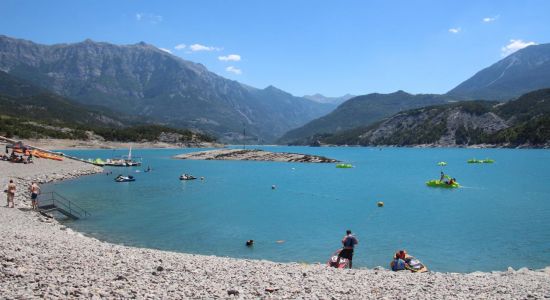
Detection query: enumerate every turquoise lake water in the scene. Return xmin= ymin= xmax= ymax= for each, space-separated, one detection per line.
xmin=45 ymin=147 xmax=550 ymax=272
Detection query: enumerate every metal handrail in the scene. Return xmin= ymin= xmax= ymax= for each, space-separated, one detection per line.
xmin=38 ymin=191 xmax=90 ymax=218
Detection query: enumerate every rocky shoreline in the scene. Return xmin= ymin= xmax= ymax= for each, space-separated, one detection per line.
xmin=14 ymin=138 xmax=224 ymax=150
xmin=174 ymin=148 xmax=340 ymax=163
xmin=1 ymin=148 xmax=549 ymax=299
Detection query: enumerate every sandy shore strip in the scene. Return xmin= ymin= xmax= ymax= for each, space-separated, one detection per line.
xmin=1 ymin=148 xmax=550 ymax=298
xmin=15 ymin=138 xmax=223 ymax=150
xmin=174 ymin=148 xmax=340 ymax=163
xmin=0 ymin=148 xmax=103 ymax=210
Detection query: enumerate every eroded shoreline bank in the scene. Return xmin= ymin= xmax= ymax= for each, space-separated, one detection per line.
xmin=1 ymin=147 xmax=549 ymax=298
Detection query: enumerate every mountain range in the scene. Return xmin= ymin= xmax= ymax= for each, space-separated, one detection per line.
xmin=0 ymin=35 xmax=332 ymax=143
xmin=302 ymin=93 xmax=355 ymax=105
xmin=278 ymin=91 xmax=457 ymax=144
xmin=310 ymin=89 xmax=550 ymax=148
xmin=0 ymin=71 xmax=212 ymax=143
xmin=448 ymin=43 xmax=550 ymax=100
xmin=1 ymin=34 xmax=549 ymax=146
xmin=281 ymin=43 xmax=550 ymax=144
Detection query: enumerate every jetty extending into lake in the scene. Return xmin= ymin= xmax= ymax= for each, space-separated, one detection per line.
xmin=173 ymin=148 xmax=339 ymax=163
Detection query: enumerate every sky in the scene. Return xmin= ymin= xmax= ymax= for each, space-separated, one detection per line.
xmin=1 ymin=0 xmax=549 ymax=97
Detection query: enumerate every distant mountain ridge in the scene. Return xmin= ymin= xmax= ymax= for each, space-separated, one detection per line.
xmin=312 ymin=89 xmax=550 ymax=148
xmin=303 ymin=93 xmax=355 ymax=105
xmin=447 ymin=43 xmax=550 ymax=100
xmin=280 ymin=43 xmax=550 ymax=144
xmin=278 ymin=91 xmax=456 ymax=144
xmin=0 ymin=35 xmax=333 ymax=142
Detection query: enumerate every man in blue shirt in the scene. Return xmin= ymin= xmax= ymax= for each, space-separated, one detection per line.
xmin=338 ymin=229 xmax=358 ymax=268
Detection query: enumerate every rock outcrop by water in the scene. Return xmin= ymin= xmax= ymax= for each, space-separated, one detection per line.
xmin=174 ymin=149 xmax=339 ymax=163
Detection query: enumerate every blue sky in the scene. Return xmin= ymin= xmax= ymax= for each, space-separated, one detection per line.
xmin=1 ymin=0 xmax=548 ymax=97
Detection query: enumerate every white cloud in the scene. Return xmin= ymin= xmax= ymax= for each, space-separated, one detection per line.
xmin=226 ymin=66 xmax=242 ymax=75
xmin=174 ymin=43 xmax=186 ymax=50
xmin=218 ymin=54 xmax=241 ymax=62
xmin=483 ymin=15 xmax=499 ymax=23
xmin=159 ymin=48 xmax=172 ymax=54
xmin=448 ymin=27 xmax=461 ymax=34
xmin=501 ymin=39 xmax=537 ymax=57
xmin=189 ymin=43 xmax=222 ymax=52
xmin=135 ymin=13 xmax=163 ymax=24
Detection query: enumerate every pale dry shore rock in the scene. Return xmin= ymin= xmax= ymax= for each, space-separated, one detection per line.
xmin=174 ymin=148 xmax=340 ymax=163
xmin=17 ymin=138 xmax=223 ymax=150
xmin=1 ymin=147 xmax=550 ymax=299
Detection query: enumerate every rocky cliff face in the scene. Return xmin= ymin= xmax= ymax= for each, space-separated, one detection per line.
xmin=0 ymin=35 xmax=332 ymax=142
xmin=318 ymin=89 xmax=550 ymax=148
xmin=279 ymin=91 xmax=456 ymax=144
xmin=357 ymin=105 xmax=509 ymax=146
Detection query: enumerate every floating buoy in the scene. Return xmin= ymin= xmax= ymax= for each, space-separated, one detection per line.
xmin=377 ymin=201 xmax=384 ymax=207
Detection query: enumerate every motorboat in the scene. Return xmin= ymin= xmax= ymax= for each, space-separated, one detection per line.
xmin=179 ymin=174 xmax=197 ymax=180
xmin=115 ymin=175 xmax=135 ymax=182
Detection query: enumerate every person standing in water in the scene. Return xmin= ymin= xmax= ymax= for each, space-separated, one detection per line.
xmin=338 ymin=229 xmax=358 ymax=268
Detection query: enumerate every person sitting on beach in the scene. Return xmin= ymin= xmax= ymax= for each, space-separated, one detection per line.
xmin=391 ymin=251 xmax=408 ymax=271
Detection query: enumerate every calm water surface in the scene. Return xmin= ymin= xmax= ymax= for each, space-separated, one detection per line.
xmin=46 ymin=147 xmax=550 ymax=272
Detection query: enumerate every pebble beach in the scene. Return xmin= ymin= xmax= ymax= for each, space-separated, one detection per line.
xmin=1 ymin=150 xmax=550 ymax=299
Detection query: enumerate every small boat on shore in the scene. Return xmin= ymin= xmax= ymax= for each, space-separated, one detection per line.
xmin=105 ymin=147 xmax=142 ymax=167
xmin=89 ymin=158 xmax=105 ymax=166
xmin=179 ymin=174 xmax=197 ymax=180
xmin=115 ymin=175 xmax=135 ymax=182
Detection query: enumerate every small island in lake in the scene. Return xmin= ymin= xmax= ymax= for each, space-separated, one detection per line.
xmin=174 ymin=149 xmax=340 ymax=163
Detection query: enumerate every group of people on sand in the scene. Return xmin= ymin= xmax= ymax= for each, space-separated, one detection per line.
xmin=3 ymin=180 xmax=41 ymax=210
xmin=440 ymin=171 xmax=457 ymax=185
xmin=1 ymin=147 xmax=33 ymax=163
xmin=328 ymin=230 xmax=425 ymax=272
xmin=391 ymin=250 xmax=411 ymax=271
